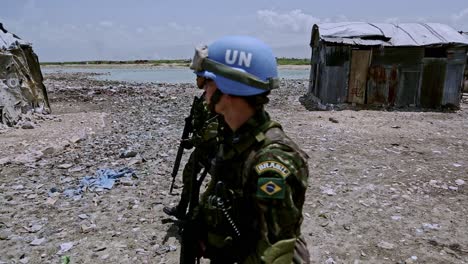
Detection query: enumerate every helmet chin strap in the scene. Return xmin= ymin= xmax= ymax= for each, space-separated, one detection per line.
xmin=208 ymin=89 xmax=223 ymax=112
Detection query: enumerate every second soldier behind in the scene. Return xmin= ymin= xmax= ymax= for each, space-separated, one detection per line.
xmin=163 ymin=73 xmax=219 ymax=219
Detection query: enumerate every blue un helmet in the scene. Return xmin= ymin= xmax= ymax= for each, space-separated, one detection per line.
xmin=190 ymin=35 xmax=279 ymax=96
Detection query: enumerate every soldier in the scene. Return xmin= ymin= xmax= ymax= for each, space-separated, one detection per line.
xmin=189 ymin=36 xmax=310 ymax=263
xmin=163 ymin=73 xmax=219 ymax=219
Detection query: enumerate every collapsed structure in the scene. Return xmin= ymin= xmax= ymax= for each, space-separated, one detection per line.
xmin=463 ymin=31 xmax=468 ymax=93
xmin=307 ymin=22 xmax=468 ymax=109
xmin=0 ymin=23 xmax=50 ymax=126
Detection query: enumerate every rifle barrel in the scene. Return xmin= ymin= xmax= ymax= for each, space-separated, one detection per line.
xmin=169 ymin=97 xmax=198 ymax=194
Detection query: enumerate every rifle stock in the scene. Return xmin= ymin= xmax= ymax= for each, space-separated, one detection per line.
xmin=169 ymin=96 xmax=199 ymax=194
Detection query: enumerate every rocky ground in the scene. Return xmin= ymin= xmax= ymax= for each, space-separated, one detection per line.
xmin=0 ymin=71 xmax=467 ymax=264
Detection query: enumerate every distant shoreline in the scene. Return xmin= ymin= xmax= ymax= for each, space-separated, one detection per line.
xmin=41 ymin=63 xmax=310 ymax=70
xmin=40 ymin=58 xmax=310 ymax=68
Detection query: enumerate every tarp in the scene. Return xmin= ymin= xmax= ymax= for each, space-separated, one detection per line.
xmin=315 ymin=22 xmax=468 ymax=47
xmin=62 ymin=168 xmax=136 ymax=200
xmin=0 ymin=22 xmax=50 ymax=126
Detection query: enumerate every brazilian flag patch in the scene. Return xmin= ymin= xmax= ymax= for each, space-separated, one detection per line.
xmin=256 ymin=177 xmax=285 ymax=199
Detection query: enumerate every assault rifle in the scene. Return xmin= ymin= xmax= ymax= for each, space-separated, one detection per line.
xmin=179 ymin=162 xmax=209 ymax=264
xmin=169 ymin=96 xmax=201 ymax=194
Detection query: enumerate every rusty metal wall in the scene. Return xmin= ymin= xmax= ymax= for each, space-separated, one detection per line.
xmin=367 ymin=48 xmax=424 ymax=106
xmin=366 ymin=65 xmax=400 ymax=105
xmin=315 ymin=46 xmax=350 ymax=104
xmin=442 ymin=49 xmax=467 ymax=107
xmin=371 ymin=47 xmax=424 ymax=66
xmin=420 ymin=58 xmax=446 ymax=108
xmin=308 ymin=42 xmax=322 ymax=95
xmin=310 ymin=41 xmax=466 ymax=108
xmin=443 ymin=63 xmax=464 ymax=107
xmin=367 ymin=65 xmax=389 ymax=105
xmin=348 ymin=50 xmax=371 ymax=104
xmin=396 ymin=66 xmax=421 ymax=107
xmin=318 ymin=64 xmax=349 ymax=104
xmin=387 ymin=65 xmax=399 ymax=105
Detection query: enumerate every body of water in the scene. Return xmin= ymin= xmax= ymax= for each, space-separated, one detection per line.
xmin=42 ymin=67 xmax=310 ymax=83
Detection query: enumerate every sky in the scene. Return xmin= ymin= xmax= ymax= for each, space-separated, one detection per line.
xmin=1 ymin=0 xmax=468 ymax=62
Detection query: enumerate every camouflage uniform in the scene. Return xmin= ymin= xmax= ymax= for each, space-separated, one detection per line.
xmin=173 ymin=93 xmax=219 ymax=217
xmin=198 ymin=110 xmax=310 ymax=263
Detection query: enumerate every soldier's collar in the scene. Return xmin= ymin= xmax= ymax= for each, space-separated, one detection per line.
xmin=233 ymin=110 xmax=269 ymax=137
xmin=226 ymin=111 xmax=270 ymax=154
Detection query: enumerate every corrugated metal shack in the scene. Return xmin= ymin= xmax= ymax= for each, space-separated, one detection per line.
xmin=463 ymin=32 xmax=468 ymax=92
xmin=308 ymin=22 xmax=468 ymax=109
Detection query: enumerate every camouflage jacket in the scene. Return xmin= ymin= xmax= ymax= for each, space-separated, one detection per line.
xmin=199 ymin=110 xmax=310 ymax=263
xmin=189 ymin=92 xmax=219 ymax=149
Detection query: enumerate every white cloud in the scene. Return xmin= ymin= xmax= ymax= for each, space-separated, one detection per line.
xmin=385 ymin=17 xmax=400 ymax=24
xmin=99 ymin=21 xmax=114 ymax=27
xmin=167 ymin=22 xmax=203 ymax=35
xmin=256 ymin=9 xmax=320 ymax=33
xmin=451 ymin=8 xmax=468 ymax=30
xmin=13 ymin=19 xmax=207 ymax=61
xmin=322 ymin=15 xmax=350 ymax=23
xmin=415 ymin=17 xmax=428 ymax=23
xmin=168 ymin=22 xmax=183 ymax=31
xmin=451 ymin=8 xmax=468 ymax=21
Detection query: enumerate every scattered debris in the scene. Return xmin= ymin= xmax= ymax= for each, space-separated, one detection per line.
xmin=57 ymin=242 xmax=74 ymax=255
xmin=154 ymin=245 xmax=177 ymax=255
xmin=455 ymin=179 xmax=465 ymax=186
xmin=422 ymin=223 xmax=441 ymax=230
xmin=30 ymin=238 xmax=46 ymax=246
xmin=377 ymin=241 xmax=396 ymax=250
xmin=328 ymin=117 xmax=339 ymax=123
xmin=57 ymin=163 xmax=73 ymax=169
xmin=119 ymin=149 xmax=138 ymax=158
xmin=320 ymin=186 xmax=336 ymax=196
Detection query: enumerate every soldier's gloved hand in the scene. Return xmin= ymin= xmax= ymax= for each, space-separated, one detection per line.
xmin=180 ymin=139 xmax=194 ymax=150
xmin=262 ymin=238 xmax=296 ymax=264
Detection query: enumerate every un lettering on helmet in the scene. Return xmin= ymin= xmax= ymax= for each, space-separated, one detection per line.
xmin=225 ymin=49 xmax=252 ymax=68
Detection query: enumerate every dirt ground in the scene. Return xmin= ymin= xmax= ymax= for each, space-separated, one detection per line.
xmin=0 ymin=71 xmax=467 ymax=264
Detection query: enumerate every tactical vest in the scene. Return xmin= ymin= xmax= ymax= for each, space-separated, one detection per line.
xmin=199 ymin=114 xmax=308 ymax=263
xmin=191 ymin=94 xmax=219 ymax=148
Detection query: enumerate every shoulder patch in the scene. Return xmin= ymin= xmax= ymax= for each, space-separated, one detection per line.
xmin=255 ymin=160 xmax=290 ymax=178
xmin=256 ymin=177 xmax=285 ymax=199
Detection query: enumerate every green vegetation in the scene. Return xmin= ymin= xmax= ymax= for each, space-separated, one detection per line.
xmin=41 ymin=58 xmax=309 ymax=66
xmin=276 ymin=57 xmax=309 ymax=65
xmin=151 ymin=59 xmax=190 ymax=66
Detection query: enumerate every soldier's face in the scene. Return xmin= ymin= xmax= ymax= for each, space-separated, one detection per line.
xmin=204 ymin=80 xmax=227 ymax=114
xmin=196 ymin=76 xmax=205 ymax=89
xmin=204 ymin=80 xmax=217 ymax=105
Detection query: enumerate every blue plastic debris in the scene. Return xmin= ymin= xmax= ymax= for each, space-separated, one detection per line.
xmin=63 ymin=167 xmax=136 ymax=200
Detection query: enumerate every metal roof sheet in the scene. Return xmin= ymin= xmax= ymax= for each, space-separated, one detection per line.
xmin=321 ymin=37 xmax=387 ymax=46
xmin=0 ymin=23 xmax=29 ymax=50
xmin=317 ymin=22 xmax=468 ymax=46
